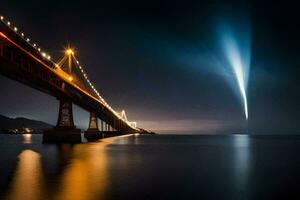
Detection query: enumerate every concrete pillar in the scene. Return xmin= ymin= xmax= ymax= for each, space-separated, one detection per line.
xmin=87 ymin=112 xmax=99 ymax=130
xmin=56 ymin=98 xmax=75 ymax=128
xmin=43 ymin=98 xmax=81 ymax=143
xmin=118 ymin=120 xmax=121 ymax=132
xmin=84 ymin=112 xmax=102 ymax=141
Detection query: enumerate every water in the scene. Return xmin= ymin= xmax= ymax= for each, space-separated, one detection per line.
xmin=0 ymin=134 xmax=300 ymax=200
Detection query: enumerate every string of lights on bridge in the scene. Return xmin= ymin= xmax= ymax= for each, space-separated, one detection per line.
xmin=0 ymin=15 xmax=137 ymax=129
xmin=70 ymin=52 xmax=136 ymax=128
xmin=0 ymin=15 xmax=52 ymax=61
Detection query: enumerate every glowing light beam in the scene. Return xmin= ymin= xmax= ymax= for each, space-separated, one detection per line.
xmin=219 ymin=23 xmax=251 ymax=120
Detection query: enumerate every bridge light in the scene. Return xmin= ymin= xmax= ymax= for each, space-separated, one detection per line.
xmin=26 ymin=38 xmax=30 ymax=42
xmin=0 ymin=16 xmax=4 ymax=20
xmin=68 ymin=76 xmax=73 ymax=81
xmin=65 ymin=49 xmax=74 ymax=55
xmin=47 ymin=55 xmax=51 ymax=60
xmin=21 ymin=33 xmax=24 ymax=37
xmin=42 ymin=52 xmax=46 ymax=57
xmin=38 ymin=48 xmax=41 ymax=52
xmin=33 ymin=43 xmax=36 ymax=47
xmin=14 ymin=27 xmax=18 ymax=32
xmin=7 ymin=21 xmax=10 ymax=26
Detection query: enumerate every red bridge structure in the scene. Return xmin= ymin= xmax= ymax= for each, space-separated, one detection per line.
xmin=0 ymin=15 xmax=140 ymax=142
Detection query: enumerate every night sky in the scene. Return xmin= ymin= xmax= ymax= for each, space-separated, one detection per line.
xmin=1 ymin=0 xmax=300 ymax=133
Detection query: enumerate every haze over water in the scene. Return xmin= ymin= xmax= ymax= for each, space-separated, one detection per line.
xmin=0 ymin=133 xmax=300 ymax=200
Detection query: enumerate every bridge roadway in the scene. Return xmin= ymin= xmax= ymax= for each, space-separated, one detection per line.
xmin=0 ymin=20 xmax=139 ymax=141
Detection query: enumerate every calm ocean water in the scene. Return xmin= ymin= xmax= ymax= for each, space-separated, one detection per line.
xmin=0 ymin=133 xmax=300 ymax=200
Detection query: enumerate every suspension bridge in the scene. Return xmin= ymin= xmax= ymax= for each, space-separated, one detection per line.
xmin=0 ymin=15 xmax=143 ymax=142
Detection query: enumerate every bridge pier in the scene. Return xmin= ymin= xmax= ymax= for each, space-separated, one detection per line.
xmin=100 ymin=120 xmax=103 ymax=131
xmin=102 ymin=121 xmax=105 ymax=131
xmin=43 ymin=99 xmax=81 ymax=143
xmin=84 ymin=112 xmax=102 ymax=141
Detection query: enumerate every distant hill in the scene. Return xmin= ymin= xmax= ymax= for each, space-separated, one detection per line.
xmin=0 ymin=114 xmax=53 ymax=130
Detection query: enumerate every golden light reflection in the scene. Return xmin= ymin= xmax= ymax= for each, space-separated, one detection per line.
xmin=22 ymin=134 xmax=32 ymax=144
xmin=1 ymin=135 xmax=136 ymax=200
xmin=4 ymin=150 xmax=45 ymax=200
xmin=54 ymin=142 xmax=110 ymax=200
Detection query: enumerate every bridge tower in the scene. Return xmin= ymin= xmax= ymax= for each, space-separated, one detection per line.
xmin=55 ymin=49 xmax=79 ymax=129
xmin=43 ymin=48 xmax=81 ymax=142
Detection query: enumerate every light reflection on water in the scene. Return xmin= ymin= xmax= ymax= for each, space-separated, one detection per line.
xmin=54 ymin=143 xmax=108 ymax=200
xmin=22 ymin=134 xmax=32 ymax=144
xmin=1 ymin=135 xmax=119 ymax=200
xmin=233 ymin=134 xmax=250 ymax=197
xmin=4 ymin=150 xmax=44 ymax=200
xmin=1 ymin=134 xmax=300 ymax=200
